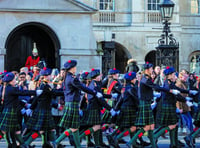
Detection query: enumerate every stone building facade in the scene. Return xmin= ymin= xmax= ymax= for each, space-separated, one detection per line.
xmin=0 ymin=0 xmax=200 ymax=75
xmin=80 ymin=0 xmax=200 ymax=74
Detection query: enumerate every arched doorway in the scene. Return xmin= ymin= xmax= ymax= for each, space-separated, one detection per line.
xmin=115 ymin=42 xmax=131 ymax=73
xmin=5 ymin=22 xmax=60 ymax=71
xmin=145 ymin=50 xmax=156 ymax=66
xmin=101 ymin=41 xmax=131 ymax=76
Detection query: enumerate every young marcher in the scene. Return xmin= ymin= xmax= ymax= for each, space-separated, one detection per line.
xmin=111 ymin=72 xmax=139 ymax=148
xmin=55 ymin=60 xmax=103 ymax=148
xmin=25 ymin=67 xmax=64 ymax=148
xmin=0 ymin=72 xmax=43 ymax=148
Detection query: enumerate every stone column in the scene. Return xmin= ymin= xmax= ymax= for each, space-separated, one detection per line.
xmin=0 ymin=48 xmax=6 ymax=72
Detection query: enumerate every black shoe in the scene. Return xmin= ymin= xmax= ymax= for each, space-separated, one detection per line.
xmin=140 ymin=140 xmax=151 ymax=146
xmin=20 ymin=144 xmax=28 ymax=148
xmin=169 ymin=145 xmax=178 ymax=148
xmin=57 ymin=144 xmax=65 ymax=148
xmin=28 ymin=145 xmax=36 ymax=148
xmin=178 ymin=140 xmax=185 ymax=147
xmin=126 ymin=142 xmax=143 ymax=148
xmin=87 ymin=141 xmax=95 ymax=148
xmin=138 ymin=137 xmax=151 ymax=146
xmin=118 ymin=138 xmax=127 ymax=144
xmin=42 ymin=143 xmax=52 ymax=148
xmin=100 ymin=142 xmax=110 ymax=148
xmin=184 ymin=136 xmax=193 ymax=148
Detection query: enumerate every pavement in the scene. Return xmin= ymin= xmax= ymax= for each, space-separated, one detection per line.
xmin=0 ymin=133 xmax=200 ymax=147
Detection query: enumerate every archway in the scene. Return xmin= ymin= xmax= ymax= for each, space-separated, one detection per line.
xmin=101 ymin=41 xmax=131 ymax=76
xmin=115 ymin=42 xmax=131 ymax=73
xmin=145 ymin=50 xmax=156 ymax=67
xmin=5 ymin=22 xmax=60 ymax=71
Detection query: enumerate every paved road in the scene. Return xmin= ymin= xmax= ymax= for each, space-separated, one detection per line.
xmin=0 ymin=134 xmax=199 ymax=147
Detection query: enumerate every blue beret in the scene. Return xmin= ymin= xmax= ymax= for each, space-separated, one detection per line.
xmin=108 ymin=68 xmax=120 ymax=75
xmin=164 ymin=66 xmax=175 ymax=75
xmin=80 ymin=72 xmax=89 ymax=80
xmin=64 ymin=60 xmax=77 ymax=70
xmin=89 ymin=68 xmax=100 ymax=78
xmin=124 ymin=72 xmax=136 ymax=81
xmin=40 ymin=67 xmax=52 ymax=76
xmin=143 ymin=62 xmax=153 ymax=70
xmin=3 ymin=72 xmax=15 ymax=82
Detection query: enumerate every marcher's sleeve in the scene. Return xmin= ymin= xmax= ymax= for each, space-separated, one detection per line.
xmin=97 ymin=97 xmax=112 ymax=111
xmin=11 ymin=87 xmax=36 ymax=96
xmin=72 ymin=77 xmax=96 ymax=95
xmin=143 ymin=78 xmax=169 ymax=92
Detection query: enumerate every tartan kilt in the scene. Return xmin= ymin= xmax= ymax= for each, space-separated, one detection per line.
xmin=80 ymin=109 xmax=89 ymax=126
xmin=26 ymin=108 xmax=55 ymax=131
xmin=135 ymin=100 xmax=154 ymax=126
xmin=101 ymin=110 xmax=112 ymax=124
xmin=86 ymin=109 xmax=101 ymax=125
xmin=156 ymin=103 xmax=178 ymax=126
xmin=59 ymin=102 xmax=80 ymax=129
xmin=0 ymin=107 xmax=21 ymax=131
xmin=117 ymin=106 xmax=137 ymax=128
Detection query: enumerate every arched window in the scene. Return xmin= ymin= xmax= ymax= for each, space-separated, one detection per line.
xmin=190 ymin=53 xmax=200 ymax=74
xmin=191 ymin=0 xmax=200 ymax=14
xmin=99 ymin=0 xmax=114 ymax=11
xmin=148 ymin=0 xmax=160 ymax=11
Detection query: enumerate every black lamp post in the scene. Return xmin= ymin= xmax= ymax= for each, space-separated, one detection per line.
xmin=156 ymin=0 xmax=179 ymax=70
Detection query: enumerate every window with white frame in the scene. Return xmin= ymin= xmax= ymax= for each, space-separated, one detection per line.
xmin=99 ymin=0 xmax=114 ymax=11
xmin=191 ymin=0 xmax=200 ymax=14
xmin=148 ymin=0 xmax=160 ymax=11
